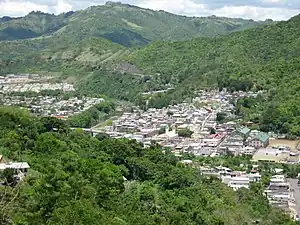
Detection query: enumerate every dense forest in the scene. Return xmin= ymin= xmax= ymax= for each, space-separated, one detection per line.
xmin=0 ymin=107 xmax=298 ymax=225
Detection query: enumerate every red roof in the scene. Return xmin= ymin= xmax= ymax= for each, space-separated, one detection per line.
xmin=208 ymin=133 xmax=225 ymax=139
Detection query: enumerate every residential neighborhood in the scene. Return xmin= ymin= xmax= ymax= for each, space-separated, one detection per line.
xmin=95 ymin=89 xmax=299 ymax=164
xmin=0 ymin=74 xmax=104 ymax=117
xmin=0 ymin=74 xmax=299 ymax=222
xmin=0 ymin=74 xmax=74 ymax=93
xmin=198 ymin=164 xmax=299 ymax=220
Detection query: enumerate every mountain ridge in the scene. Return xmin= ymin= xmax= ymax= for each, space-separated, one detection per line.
xmin=0 ymin=2 xmax=274 ymax=46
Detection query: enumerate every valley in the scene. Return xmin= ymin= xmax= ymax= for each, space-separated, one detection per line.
xmin=0 ymin=2 xmax=299 ymax=225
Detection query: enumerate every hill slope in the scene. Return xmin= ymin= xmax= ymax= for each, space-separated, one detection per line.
xmin=0 ymin=2 xmax=272 ymax=46
xmin=0 ymin=11 xmax=73 ymax=41
xmin=128 ymin=14 xmax=300 ymax=135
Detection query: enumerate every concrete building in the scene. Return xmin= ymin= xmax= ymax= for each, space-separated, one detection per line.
xmin=227 ymin=176 xmax=250 ymax=190
xmin=0 ymin=162 xmax=30 ymax=172
xmin=265 ymin=175 xmax=292 ymax=213
xmin=247 ymin=132 xmax=270 ymax=148
xmin=252 ymin=148 xmax=289 ymax=163
xmin=239 ymin=146 xmax=256 ymax=155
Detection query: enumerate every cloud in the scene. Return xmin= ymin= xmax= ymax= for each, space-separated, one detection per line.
xmin=211 ymin=5 xmax=299 ymax=20
xmin=54 ymin=0 xmax=72 ymax=14
xmin=0 ymin=0 xmax=299 ymax=20
xmin=137 ymin=0 xmax=300 ymax=20
xmin=0 ymin=0 xmax=49 ymax=17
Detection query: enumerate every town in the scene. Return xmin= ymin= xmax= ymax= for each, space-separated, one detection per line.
xmin=0 ymin=74 xmax=74 ymax=93
xmin=0 ymin=74 xmax=104 ymax=117
xmin=91 ymin=88 xmax=300 ymax=220
xmin=97 ymin=89 xmax=299 ymax=164
xmin=1 ymin=74 xmax=300 ymax=221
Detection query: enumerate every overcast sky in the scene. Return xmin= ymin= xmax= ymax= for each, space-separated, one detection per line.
xmin=0 ymin=0 xmax=300 ymax=20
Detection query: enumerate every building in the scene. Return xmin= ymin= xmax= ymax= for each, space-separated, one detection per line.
xmin=0 ymin=162 xmax=30 ymax=173
xmin=252 ymin=148 xmax=289 ymax=163
xmin=265 ymin=175 xmax=291 ymax=213
xmin=235 ymin=127 xmax=251 ymax=139
xmin=247 ymin=132 xmax=269 ymax=148
xmin=239 ymin=146 xmax=256 ymax=155
xmin=227 ymin=176 xmax=250 ymax=191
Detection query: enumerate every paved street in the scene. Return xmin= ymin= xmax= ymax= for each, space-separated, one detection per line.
xmin=288 ymin=178 xmax=300 ymax=219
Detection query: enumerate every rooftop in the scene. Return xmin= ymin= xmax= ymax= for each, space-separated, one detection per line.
xmin=0 ymin=162 xmax=30 ymax=170
xmin=253 ymin=132 xmax=269 ymax=142
xmin=237 ymin=127 xmax=251 ymax=135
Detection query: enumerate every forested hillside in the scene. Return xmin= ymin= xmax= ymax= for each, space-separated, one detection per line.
xmin=0 ymin=107 xmax=297 ymax=225
xmin=0 ymin=2 xmax=271 ymax=45
xmin=128 ymin=14 xmax=300 ymax=136
xmin=0 ymin=11 xmax=73 ymax=41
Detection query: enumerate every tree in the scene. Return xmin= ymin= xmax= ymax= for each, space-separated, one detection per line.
xmin=177 ymin=128 xmax=193 ymax=138
xmin=216 ymin=112 xmax=227 ymax=123
xmin=95 ymin=132 xmax=110 ymax=141
xmin=1 ymin=168 xmax=15 ymax=186
xmin=208 ymin=127 xmax=216 ymax=134
xmin=158 ymin=127 xmax=166 ymax=135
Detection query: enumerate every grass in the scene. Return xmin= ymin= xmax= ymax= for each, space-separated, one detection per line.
xmin=121 ymin=18 xmax=143 ymax=29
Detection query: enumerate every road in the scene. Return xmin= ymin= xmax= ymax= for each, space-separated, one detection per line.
xmin=200 ymin=113 xmax=212 ymax=132
xmin=288 ymin=178 xmax=300 ymax=219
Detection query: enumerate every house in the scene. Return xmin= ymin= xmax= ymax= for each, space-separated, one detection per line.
xmin=247 ymin=132 xmax=269 ymax=148
xmin=235 ymin=127 xmax=251 ymax=138
xmin=239 ymin=146 xmax=256 ymax=155
xmin=0 ymin=162 xmax=30 ymax=173
xmin=252 ymin=148 xmax=289 ymax=163
xmin=265 ymin=175 xmax=291 ymax=213
xmin=226 ymin=127 xmax=250 ymax=144
xmin=227 ymin=176 xmax=250 ymax=191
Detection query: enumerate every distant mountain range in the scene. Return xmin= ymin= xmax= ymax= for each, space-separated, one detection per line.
xmin=0 ymin=1 xmax=273 ymax=46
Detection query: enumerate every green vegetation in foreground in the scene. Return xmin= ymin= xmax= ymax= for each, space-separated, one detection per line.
xmin=0 ymin=107 xmax=298 ymax=225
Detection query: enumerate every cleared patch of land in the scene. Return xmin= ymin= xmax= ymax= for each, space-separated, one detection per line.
xmin=269 ymin=139 xmax=299 ymax=150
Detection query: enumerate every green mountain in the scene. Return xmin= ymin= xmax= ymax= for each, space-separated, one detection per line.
xmin=0 ymin=16 xmax=16 ymax=23
xmin=0 ymin=11 xmax=73 ymax=41
xmin=128 ymin=14 xmax=300 ymax=135
xmin=0 ymin=2 xmax=272 ymax=45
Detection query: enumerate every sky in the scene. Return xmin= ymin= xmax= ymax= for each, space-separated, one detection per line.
xmin=0 ymin=0 xmax=300 ymax=20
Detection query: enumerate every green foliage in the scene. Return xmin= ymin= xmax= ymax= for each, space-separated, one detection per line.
xmin=178 ymin=128 xmax=193 ymax=138
xmin=0 ymin=168 xmax=16 ymax=186
xmin=217 ymin=112 xmax=227 ymax=123
xmin=68 ymin=101 xmax=116 ymax=128
xmin=0 ymin=11 xmax=73 ymax=41
xmin=0 ymin=107 xmax=296 ymax=225
xmin=158 ymin=127 xmax=166 ymax=135
xmin=208 ymin=127 xmax=217 ymax=134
